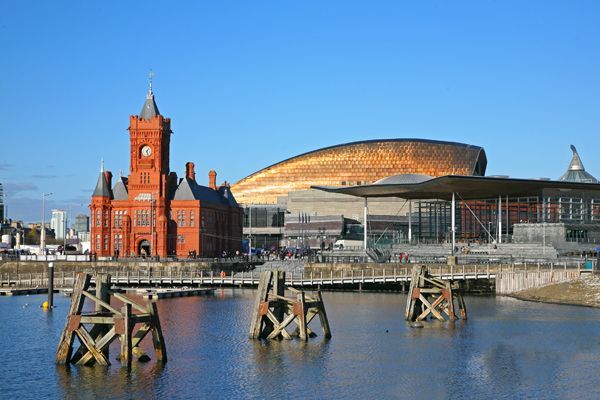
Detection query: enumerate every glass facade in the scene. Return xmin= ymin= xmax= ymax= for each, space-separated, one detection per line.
xmin=243 ymin=206 xmax=285 ymax=228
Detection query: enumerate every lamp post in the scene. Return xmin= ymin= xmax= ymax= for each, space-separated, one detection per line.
xmin=41 ymin=192 xmax=53 ymax=255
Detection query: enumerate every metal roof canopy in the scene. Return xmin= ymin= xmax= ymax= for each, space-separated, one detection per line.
xmin=311 ymin=175 xmax=600 ymax=201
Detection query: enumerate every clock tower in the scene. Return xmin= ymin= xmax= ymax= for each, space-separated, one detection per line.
xmin=128 ymin=78 xmax=171 ymax=198
xmin=126 ymin=76 xmax=172 ymax=256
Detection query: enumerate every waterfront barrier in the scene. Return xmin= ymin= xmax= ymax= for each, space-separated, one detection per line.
xmin=495 ymin=268 xmax=581 ymax=295
xmin=1 ymin=263 xmax=589 ymax=296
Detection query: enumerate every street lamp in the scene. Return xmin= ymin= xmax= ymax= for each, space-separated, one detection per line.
xmin=41 ymin=192 xmax=53 ymax=254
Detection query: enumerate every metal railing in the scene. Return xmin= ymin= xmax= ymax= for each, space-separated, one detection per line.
xmin=0 ymin=262 xmax=591 ymax=291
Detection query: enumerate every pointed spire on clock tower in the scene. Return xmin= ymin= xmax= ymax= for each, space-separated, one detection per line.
xmin=140 ymin=69 xmax=160 ymax=120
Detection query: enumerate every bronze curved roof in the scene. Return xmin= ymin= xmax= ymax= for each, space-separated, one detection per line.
xmin=231 ymin=138 xmax=487 ymax=204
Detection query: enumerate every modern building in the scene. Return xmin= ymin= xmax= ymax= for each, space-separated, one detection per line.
xmin=50 ymin=209 xmax=67 ymax=240
xmin=74 ymin=214 xmax=89 ymax=234
xmin=232 ymin=139 xmax=486 ymax=205
xmin=90 ymin=80 xmax=243 ymax=258
xmin=234 ymin=139 xmax=486 ymax=249
xmin=233 ymin=140 xmax=600 ymax=252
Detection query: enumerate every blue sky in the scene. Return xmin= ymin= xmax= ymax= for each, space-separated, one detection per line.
xmin=1 ymin=1 xmax=599 ymax=223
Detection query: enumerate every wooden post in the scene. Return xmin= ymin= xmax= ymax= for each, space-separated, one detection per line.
xmin=56 ymin=273 xmax=91 ymax=364
xmin=296 ymin=292 xmax=307 ymax=341
xmin=121 ymin=304 xmax=132 ymax=368
xmin=315 ymin=291 xmax=332 ymax=338
xmin=249 ymin=271 xmax=272 ymax=339
xmin=148 ymin=302 xmax=167 ymax=362
xmin=95 ymin=273 xmax=111 ymax=359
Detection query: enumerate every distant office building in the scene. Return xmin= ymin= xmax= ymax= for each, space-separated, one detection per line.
xmin=51 ymin=209 xmax=67 ymax=240
xmin=77 ymin=231 xmax=90 ymax=243
xmin=74 ymin=214 xmax=90 ymax=233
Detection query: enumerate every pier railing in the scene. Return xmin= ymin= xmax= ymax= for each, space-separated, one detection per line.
xmin=0 ymin=262 xmax=591 ymax=295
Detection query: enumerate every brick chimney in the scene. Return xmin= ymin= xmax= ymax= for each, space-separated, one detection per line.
xmin=104 ymin=170 xmax=112 ymax=188
xmin=209 ymin=170 xmax=217 ymax=190
xmin=185 ymin=162 xmax=195 ymax=181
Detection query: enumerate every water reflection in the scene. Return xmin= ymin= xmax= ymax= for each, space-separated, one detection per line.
xmin=2 ymin=290 xmax=600 ymax=399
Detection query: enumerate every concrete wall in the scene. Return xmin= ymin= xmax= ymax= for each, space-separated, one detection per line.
xmin=512 ymin=223 xmax=566 ymax=248
xmin=0 ymin=260 xmax=251 ymax=275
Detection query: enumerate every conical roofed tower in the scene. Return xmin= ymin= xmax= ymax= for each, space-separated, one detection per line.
xmin=559 ymin=145 xmax=598 ymax=183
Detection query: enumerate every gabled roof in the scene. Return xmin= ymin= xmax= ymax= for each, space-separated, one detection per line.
xmin=173 ymin=178 xmax=234 ymax=205
xmin=112 ymin=177 xmax=128 ymax=200
xmin=92 ymin=172 xmax=111 ymax=198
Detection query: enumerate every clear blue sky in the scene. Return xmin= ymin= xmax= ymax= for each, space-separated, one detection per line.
xmin=1 ymin=1 xmax=599 ymax=223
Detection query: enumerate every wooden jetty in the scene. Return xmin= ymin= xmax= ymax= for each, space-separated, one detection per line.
xmin=405 ymin=265 xmax=467 ymax=322
xmin=249 ymin=270 xmax=331 ymax=341
xmin=137 ymin=287 xmax=215 ymax=300
xmin=1 ymin=262 xmax=587 ymax=295
xmin=0 ymin=288 xmax=47 ymax=296
xmin=56 ymin=273 xmax=167 ymax=367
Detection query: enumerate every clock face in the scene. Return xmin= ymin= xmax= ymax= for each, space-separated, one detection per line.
xmin=141 ymin=145 xmax=152 ymax=157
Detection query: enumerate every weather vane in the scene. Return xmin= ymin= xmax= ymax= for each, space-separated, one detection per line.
xmin=148 ymin=69 xmax=155 ymax=92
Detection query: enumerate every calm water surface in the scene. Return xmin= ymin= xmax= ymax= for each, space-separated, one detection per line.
xmin=1 ymin=290 xmax=600 ymax=399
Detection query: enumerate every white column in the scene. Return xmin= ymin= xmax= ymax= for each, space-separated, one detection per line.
xmin=364 ymin=198 xmax=368 ymax=253
xmin=498 ymin=195 xmax=502 ymax=244
xmin=408 ymin=200 xmax=412 ymax=244
xmin=248 ymin=206 xmax=252 ymax=257
xmin=451 ymin=192 xmax=456 ymax=255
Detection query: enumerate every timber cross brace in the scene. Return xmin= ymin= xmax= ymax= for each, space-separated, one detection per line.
xmin=405 ymin=265 xmax=467 ymax=322
xmin=249 ymin=271 xmax=332 ymax=341
xmin=56 ymin=273 xmax=167 ymax=367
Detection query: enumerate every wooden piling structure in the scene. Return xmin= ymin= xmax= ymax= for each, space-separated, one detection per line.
xmin=56 ymin=273 xmax=167 ymax=367
xmin=405 ymin=265 xmax=467 ymax=322
xmin=249 ymin=270 xmax=331 ymax=341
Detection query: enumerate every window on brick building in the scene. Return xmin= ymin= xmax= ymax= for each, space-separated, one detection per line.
xmin=96 ymin=210 xmax=101 ymax=227
xmin=95 ymin=234 xmax=100 ymax=251
xmin=190 ymin=210 xmax=195 ymax=227
xmin=177 ymin=210 xmax=186 ymax=227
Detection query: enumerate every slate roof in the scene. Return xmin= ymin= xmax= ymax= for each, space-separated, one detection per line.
xmin=559 ymin=145 xmax=598 ymax=183
xmin=219 ymin=186 xmax=239 ymax=207
xmin=112 ymin=177 xmax=129 ymax=200
xmin=173 ymin=178 xmax=239 ymax=206
xmin=140 ymin=90 xmax=160 ymax=119
xmin=92 ymin=172 xmax=111 ymax=198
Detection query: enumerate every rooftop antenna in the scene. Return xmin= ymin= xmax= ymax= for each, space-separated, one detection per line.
xmin=100 ymin=158 xmax=105 ymax=173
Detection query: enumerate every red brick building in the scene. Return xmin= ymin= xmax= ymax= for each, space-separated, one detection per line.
xmin=90 ymin=82 xmax=242 ymax=258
